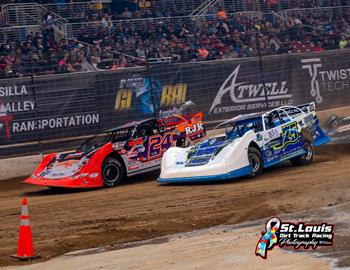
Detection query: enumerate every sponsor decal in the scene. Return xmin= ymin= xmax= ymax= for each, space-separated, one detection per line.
xmin=127 ymin=138 xmax=143 ymax=147
xmin=209 ymin=65 xmax=293 ymax=115
xmin=185 ymin=123 xmax=204 ymax=134
xmin=256 ymin=217 xmax=334 ymax=259
xmin=302 ymin=58 xmax=350 ymax=104
xmin=128 ymin=165 xmax=139 ymax=171
xmin=58 ymin=161 xmax=76 ymax=168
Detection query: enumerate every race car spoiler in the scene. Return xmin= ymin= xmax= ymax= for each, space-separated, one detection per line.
xmin=267 ymin=102 xmax=316 ymax=118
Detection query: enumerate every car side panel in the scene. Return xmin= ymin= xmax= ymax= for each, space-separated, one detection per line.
xmin=260 ymin=111 xmax=329 ymax=167
xmin=260 ymin=121 xmax=305 ymax=167
xmin=122 ymin=114 xmax=206 ymax=176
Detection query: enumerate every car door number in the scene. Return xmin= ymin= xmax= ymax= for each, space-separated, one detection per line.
xmin=147 ymin=133 xmax=174 ymax=159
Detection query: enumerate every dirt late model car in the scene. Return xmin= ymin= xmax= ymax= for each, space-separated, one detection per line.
xmin=158 ymin=103 xmax=330 ymax=184
xmin=324 ymin=114 xmax=350 ymax=143
xmin=24 ymin=113 xmax=205 ymax=188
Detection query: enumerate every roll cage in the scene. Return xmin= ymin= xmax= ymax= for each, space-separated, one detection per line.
xmin=217 ymin=103 xmax=314 ymax=139
xmin=217 ymin=117 xmax=264 ymax=138
xmin=262 ymin=105 xmax=306 ymax=131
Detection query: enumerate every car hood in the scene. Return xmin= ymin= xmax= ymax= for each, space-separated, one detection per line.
xmin=37 ymin=151 xmax=93 ymax=179
xmin=181 ymin=135 xmax=233 ymax=167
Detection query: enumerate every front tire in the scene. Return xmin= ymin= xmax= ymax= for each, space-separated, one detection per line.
xmin=290 ymin=141 xmax=314 ymax=166
xmin=102 ymin=157 xmax=125 ymax=187
xmin=248 ymin=147 xmax=263 ymax=177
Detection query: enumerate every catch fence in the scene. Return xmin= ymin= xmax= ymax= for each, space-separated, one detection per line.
xmin=0 ymin=49 xmax=349 ymax=157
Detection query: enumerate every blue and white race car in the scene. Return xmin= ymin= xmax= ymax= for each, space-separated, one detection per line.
xmin=158 ymin=103 xmax=330 ymax=183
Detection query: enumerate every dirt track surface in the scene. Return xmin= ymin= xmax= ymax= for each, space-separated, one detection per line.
xmin=0 ymin=144 xmax=349 ymax=267
xmin=1 ymin=224 xmax=331 ymax=270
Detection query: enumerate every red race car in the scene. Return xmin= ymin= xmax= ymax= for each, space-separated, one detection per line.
xmin=24 ymin=113 xmax=205 ymax=188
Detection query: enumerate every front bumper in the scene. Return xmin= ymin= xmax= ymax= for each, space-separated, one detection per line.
xmin=24 ymin=175 xmax=103 ymax=189
xmin=158 ymin=165 xmax=252 ymax=183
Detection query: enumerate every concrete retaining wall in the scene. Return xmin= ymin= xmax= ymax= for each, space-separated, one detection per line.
xmin=0 ymin=155 xmax=42 ymax=181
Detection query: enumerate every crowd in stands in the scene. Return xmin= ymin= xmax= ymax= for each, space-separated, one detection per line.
xmin=1 ymin=0 xmax=350 ymax=77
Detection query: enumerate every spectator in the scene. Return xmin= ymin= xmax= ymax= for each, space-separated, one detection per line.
xmin=58 ymin=55 xmax=69 ymax=73
xmin=121 ymin=7 xmax=132 ymax=19
xmin=101 ymin=13 xmax=113 ymax=29
xmin=80 ymin=56 xmax=96 ymax=72
xmin=339 ymin=35 xmax=347 ymax=48
xmin=136 ymin=44 xmax=146 ymax=59
xmin=217 ymin=7 xmax=227 ymax=20
xmin=46 ymin=13 xmax=54 ymax=27
xmin=2 ymin=2 xmax=350 ymax=78
xmin=198 ymin=47 xmax=209 ymax=59
xmin=207 ymin=6 xmax=216 ymax=20
xmin=12 ymin=58 xmax=26 ymax=76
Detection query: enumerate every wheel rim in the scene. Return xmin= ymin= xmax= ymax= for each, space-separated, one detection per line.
xmin=248 ymin=153 xmax=260 ymax=173
xmin=304 ymin=144 xmax=313 ymax=160
xmin=103 ymin=163 xmax=120 ymax=184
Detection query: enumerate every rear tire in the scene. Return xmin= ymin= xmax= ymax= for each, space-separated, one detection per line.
xmin=248 ymin=147 xmax=263 ymax=177
xmin=290 ymin=141 xmax=314 ymax=166
xmin=102 ymin=157 xmax=125 ymax=187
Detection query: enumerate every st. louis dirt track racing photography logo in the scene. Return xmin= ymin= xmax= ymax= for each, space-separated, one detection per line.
xmin=255 ymin=217 xmax=334 ymax=259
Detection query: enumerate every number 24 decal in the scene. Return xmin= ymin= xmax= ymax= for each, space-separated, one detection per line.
xmin=148 ymin=133 xmax=174 ymax=159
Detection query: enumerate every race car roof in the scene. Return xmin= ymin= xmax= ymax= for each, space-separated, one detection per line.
xmin=218 ymin=113 xmax=263 ymax=127
xmin=108 ymin=118 xmax=157 ymax=132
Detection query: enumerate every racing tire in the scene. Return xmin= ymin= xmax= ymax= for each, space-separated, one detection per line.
xmin=248 ymin=147 xmax=263 ymax=177
xmin=102 ymin=157 xmax=125 ymax=187
xmin=290 ymin=141 xmax=314 ymax=166
xmin=176 ymin=138 xmax=191 ymax=148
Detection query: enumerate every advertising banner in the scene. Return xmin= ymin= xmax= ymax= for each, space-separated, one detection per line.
xmin=0 ymin=78 xmax=34 ymax=145
xmin=1 ymin=50 xmax=350 ymax=157
xmin=297 ymin=50 xmax=350 ymax=110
